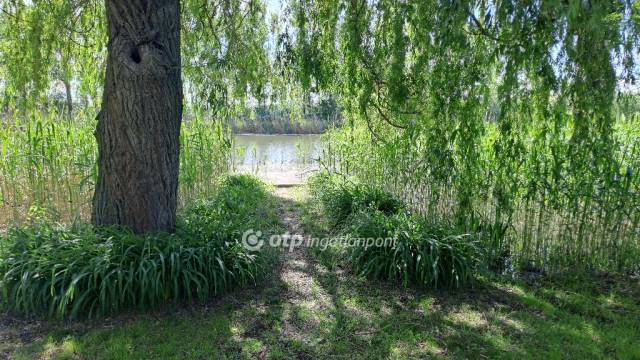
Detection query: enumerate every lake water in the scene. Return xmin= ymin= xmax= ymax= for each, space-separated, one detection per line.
xmin=232 ymin=134 xmax=322 ymax=185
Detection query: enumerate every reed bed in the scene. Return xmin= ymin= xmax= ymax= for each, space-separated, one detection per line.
xmin=319 ymin=108 xmax=640 ymax=274
xmin=0 ymin=109 xmax=232 ymax=227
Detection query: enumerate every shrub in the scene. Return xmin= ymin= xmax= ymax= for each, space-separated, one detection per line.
xmin=308 ymin=173 xmax=403 ymax=228
xmin=180 ymin=174 xmax=280 ymax=242
xmin=0 ymin=175 xmax=281 ymax=319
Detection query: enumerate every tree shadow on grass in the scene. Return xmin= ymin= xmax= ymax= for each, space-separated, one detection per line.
xmin=8 ymin=192 xmax=640 ymax=359
xmin=299 ymin=265 xmax=632 ymax=359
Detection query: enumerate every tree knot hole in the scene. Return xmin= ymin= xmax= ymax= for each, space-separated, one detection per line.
xmin=130 ymin=47 xmax=141 ymax=64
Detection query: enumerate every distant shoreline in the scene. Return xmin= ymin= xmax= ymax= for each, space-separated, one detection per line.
xmin=234 ymin=133 xmax=323 ymax=136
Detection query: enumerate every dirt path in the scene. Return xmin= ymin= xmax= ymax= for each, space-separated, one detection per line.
xmin=270 ymin=187 xmax=333 ymax=345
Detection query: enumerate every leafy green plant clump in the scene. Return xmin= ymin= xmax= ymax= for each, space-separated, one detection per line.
xmin=308 ymin=174 xmax=483 ymax=288
xmin=347 ymin=210 xmax=483 ymax=288
xmin=308 ymin=173 xmax=403 ymax=227
xmin=0 ymin=175 xmax=281 ymax=319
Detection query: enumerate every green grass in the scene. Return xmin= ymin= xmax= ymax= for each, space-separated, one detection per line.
xmin=8 ymin=266 xmax=640 ymax=359
xmin=3 ymin=187 xmax=639 ymax=359
xmin=318 ymin=103 xmax=640 ymax=274
xmin=0 ymin=111 xmax=233 ymax=226
xmin=346 ymin=210 xmax=483 ymax=288
xmin=307 ymin=173 xmax=404 ymax=229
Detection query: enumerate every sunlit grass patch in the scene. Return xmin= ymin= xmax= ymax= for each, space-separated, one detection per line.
xmin=14 ymin=336 xmax=82 ymax=360
xmin=10 ymin=245 xmax=640 ymax=360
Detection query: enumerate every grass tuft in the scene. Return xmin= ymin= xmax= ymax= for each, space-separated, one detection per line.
xmin=346 ymin=210 xmax=483 ymax=288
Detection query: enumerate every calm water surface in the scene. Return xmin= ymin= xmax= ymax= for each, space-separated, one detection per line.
xmin=232 ymin=134 xmax=322 ymax=184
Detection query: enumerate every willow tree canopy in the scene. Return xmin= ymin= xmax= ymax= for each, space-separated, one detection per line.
xmin=0 ymin=0 xmax=272 ymax=114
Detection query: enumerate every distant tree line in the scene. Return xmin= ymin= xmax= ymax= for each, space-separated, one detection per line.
xmin=229 ymin=97 xmax=342 ymax=134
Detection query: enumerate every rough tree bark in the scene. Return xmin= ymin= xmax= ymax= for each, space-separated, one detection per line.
xmin=92 ymin=0 xmax=183 ymax=233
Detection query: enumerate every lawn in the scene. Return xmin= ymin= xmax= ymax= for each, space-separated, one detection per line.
xmin=7 ymin=266 xmax=639 ymax=359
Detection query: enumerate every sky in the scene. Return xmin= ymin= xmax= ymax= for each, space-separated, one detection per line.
xmin=266 ymin=0 xmax=283 ymax=17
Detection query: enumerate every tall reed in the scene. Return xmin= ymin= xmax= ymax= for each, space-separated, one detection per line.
xmin=0 ymin=109 xmax=233 ymax=226
xmin=319 ymin=104 xmax=640 ymax=273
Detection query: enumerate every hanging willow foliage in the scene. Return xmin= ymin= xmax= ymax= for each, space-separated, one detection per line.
xmin=0 ymin=0 xmax=273 ymax=113
xmin=0 ymin=0 xmax=106 ymax=110
xmin=0 ymin=0 xmax=277 ymax=223
xmin=290 ymin=0 xmax=640 ymax=272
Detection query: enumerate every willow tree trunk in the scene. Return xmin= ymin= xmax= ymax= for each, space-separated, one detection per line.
xmin=92 ymin=0 xmax=183 ymax=233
